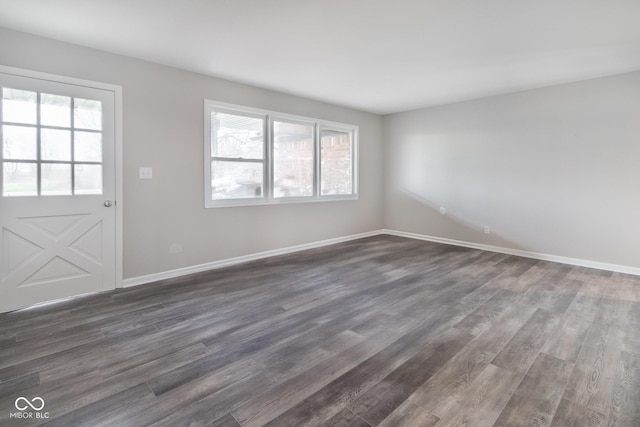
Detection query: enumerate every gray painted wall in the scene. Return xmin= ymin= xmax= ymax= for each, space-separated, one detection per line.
xmin=0 ymin=27 xmax=384 ymax=279
xmin=383 ymin=71 xmax=640 ymax=269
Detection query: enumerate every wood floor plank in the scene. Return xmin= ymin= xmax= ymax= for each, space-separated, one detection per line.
xmin=542 ymin=290 xmax=603 ymax=363
xmin=347 ymin=328 xmax=473 ymax=425
xmin=622 ymin=301 xmax=640 ymax=355
xmin=575 ymin=278 xmax=611 ymax=299
xmin=320 ymin=408 xmax=372 ymax=427
xmin=145 ymin=274 xmax=432 ymax=397
xmin=255 ymin=285 xmax=495 ymax=427
xmin=455 ymin=256 xmax=538 ymax=312
xmin=0 ymin=369 xmax=103 ymax=420
xmin=41 ymin=383 xmax=155 ymax=427
xmin=232 ymin=316 xmax=426 ymax=427
xmin=0 ymin=372 xmax=39 ymax=400
xmin=433 ymin=363 xmax=522 ymax=427
xmin=454 ymin=290 xmax=521 ymax=336
xmin=0 ymin=338 xmax=110 ymax=383
xmin=143 ymin=324 xmax=411 ymax=427
xmin=606 ymin=350 xmax=640 ymax=426
xmin=408 ymin=301 xmax=537 ymax=418
xmin=0 ymin=344 xmax=210 ymax=424
xmin=377 ymin=400 xmax=440 ymax=427
xmin=209 ymin=413 xmax=242 ymax=427
xmin=506 ymin=261 xmax=566 ymax=293
xmin=492 ymin=308 xmax=561 ymax=374
xmin=550 ymin=398 xmax=605 ymax=427
xmin=562 ymin=285 xmax=628 ymax=416
xmin=523 ymin=274 xmax=581 ymax=314
xmin=0 ymin=329 xmax=107 ymax=370
xmin=135 ymin=282 xmax=448 ymax=426
xmin=493 ymin=352 xmax=574 ymax=427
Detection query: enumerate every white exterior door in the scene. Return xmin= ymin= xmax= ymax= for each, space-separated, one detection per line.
xmin=0 ymin=71 xmax=117 ymax=312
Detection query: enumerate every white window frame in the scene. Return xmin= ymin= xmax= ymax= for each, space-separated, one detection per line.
xmin=204 ymin=99 xmax=358 ymax=208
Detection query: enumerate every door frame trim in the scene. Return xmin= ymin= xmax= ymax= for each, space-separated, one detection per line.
xmin=0 ymin=64 xmax=124 ymax=289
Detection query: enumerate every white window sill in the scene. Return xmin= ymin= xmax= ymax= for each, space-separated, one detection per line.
xmin=205 ymin=195 xmax=358 ymax=208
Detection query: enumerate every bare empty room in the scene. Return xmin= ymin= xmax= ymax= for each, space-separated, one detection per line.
xmin=0 ymin=1 xmax=639 ymax=426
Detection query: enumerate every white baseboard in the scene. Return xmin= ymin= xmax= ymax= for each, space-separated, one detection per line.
xmin=122 ymin=230 xmax=383 ymax=288
xmin=122 ymin=227 xmax=639 ymax=288
xmin=381 ymin=229 xmax=640 ymax=276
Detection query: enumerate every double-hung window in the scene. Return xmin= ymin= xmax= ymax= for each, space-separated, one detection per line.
xmin=204 ymin=100 xmax=357 ymax=207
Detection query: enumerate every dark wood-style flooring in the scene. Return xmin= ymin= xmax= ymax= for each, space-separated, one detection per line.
xmin=1 ymin=235 xmax=639 ymax=426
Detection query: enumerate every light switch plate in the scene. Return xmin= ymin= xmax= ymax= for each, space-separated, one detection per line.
xmin=139 ymin=167 xmax=153 ymax=179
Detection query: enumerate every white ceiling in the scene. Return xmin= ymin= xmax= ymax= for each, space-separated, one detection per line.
xmin=1 ymin=0 xmax=639 ymax=114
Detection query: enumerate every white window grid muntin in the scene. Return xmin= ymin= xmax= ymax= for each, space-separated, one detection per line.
xmin=204 ymin=99 xmax=358 ymax=208
xmin=1 ymin=85 xmax=103 ymax=197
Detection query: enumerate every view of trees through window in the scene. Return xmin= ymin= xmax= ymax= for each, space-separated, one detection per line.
xmin=206 ymin=101 xmax=357 ymax=206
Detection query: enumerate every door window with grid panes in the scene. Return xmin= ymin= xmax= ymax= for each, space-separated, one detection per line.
xmin=2 ymin=88 xmax=103 ymax=197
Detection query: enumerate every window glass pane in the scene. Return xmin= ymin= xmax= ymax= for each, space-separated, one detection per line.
xmin=2 ymin=88 xmax=37 ymax=124
xmin=320 ymin=129 xmax=353 ymax=196
xmin=41 ymin=128 xmax=71 ymax=161
xmin=3 ymin=162 xmax=37 ymax=196
xmin=74 ymin=131 xmax=102 ymax=162
xmin=211 ymin=160 xmax=263 ymax=200
xmin=74 ymin=164 xmax=102 ymax=195
xmin=40 ymin=93 xmax=71 ymax=127
xmin=3 ymin=125 xmax=37 ymax=160
xmin=41 ymin=163 xmax=71 ymax=196
xmin=74 ymin=98 xmax=102 ymax=130
xmin=273 ymin=120 xmax=314 ymax=198
xmin=211 ymin=112 xmax=263 ymax=159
